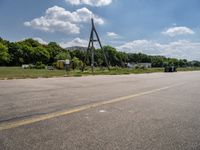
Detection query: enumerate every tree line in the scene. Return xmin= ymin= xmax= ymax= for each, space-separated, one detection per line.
xmin=0 ymin=37 xmax=200 ymax=68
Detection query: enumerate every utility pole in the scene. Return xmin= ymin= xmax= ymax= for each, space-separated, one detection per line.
xmin=83 ymin=18 xmax=110 ymax=72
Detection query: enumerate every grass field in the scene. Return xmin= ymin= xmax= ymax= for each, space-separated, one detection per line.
xmin=0 ymin=67 xmax=200 ymax=80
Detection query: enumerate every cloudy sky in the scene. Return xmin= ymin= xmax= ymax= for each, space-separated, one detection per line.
xmin=1 ymin=0 xmax=200 ymax=60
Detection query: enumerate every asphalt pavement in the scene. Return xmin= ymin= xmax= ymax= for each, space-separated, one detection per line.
xmin=0 ymin=71 xmax=200 ymax=150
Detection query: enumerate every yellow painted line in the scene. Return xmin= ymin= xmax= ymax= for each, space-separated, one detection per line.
xmin=0 ymin=84 xmax=179 ymax=131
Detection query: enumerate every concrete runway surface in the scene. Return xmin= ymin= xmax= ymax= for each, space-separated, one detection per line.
xmin=0 ymin=71 xmax=200 ymax=150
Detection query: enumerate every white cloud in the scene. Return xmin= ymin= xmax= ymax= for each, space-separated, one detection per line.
xmin=161 ymin=40 xmax=200 ymax=60
xmin=65 ymin=0 xmax=112 ymax=7
xmin=33 ymin=37 xmax=48 ymax=45
xmin=117 ymin=40 xmax=200 ymax=60
xmin=24 ymin=6 xmax=104 ymax=34
xmin=162 ymin=26 xmax=195 ymax=37
xmin=117 ymin=40 xmax=163 ymax=55
xmin=59 ymin=38 xmax=88 ymax=48
xmin=107 ymin=32 xmax=120 ymax=39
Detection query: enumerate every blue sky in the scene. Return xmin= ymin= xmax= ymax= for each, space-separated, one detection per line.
xmin=1 ymin=0 xmax=200 ymax=60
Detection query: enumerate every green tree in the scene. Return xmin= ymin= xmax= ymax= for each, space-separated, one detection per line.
xmin=103 ymin=46 xmax=119 ymax=66
xmin=18 ymin=44 xmax=34 ymax=64
xmin=55 ymin=51 xmax=71 ymax=61
xmin=168 ymin=58 xmax=179 ymax=67
xmin=178 ymin=59 xmax=188 ymax=67
xmin=116 ymin=51 xmax=128 ymax=67
xmin=69 ymin=49 xmax=86 ymax=62
xmin=32 ymin=46 xmax=50 ymax=64
xmin=8 ymin=42 xmax=23 ymax=66
xmin=0 ymin=43 xmax=10 ymax=65
xmin=151 ymin=56 xmax=164 ymax=67
xmin=47 ymin=42 xmax=65 ymax=64
xmin=94 ymin=49 xmax=104 ymax=66
xmin=21 ymin=38 xmax=41 ymax=47
xmin=71 ymin=57 xmax=83 ymax=70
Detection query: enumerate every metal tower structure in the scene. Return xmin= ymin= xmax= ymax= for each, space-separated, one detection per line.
xmin=83 ymin=18 xmax=110 ymax=72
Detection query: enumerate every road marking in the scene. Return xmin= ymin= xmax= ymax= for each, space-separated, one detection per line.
xmin=99 ymin=110 xmax=106 ymax=113
xmin=0 ymin=84 xmax=179 ymax=131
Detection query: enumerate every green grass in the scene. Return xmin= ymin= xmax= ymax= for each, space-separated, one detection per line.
xmin=0 ymin=67 xmax=200 ymax=80
xmin=0 ymin=67 xmax=67 ymax=79
xmin=177 ymin=67 xmax=200 ymax=72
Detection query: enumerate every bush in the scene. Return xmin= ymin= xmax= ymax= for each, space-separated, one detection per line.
xmin=35 ymin=62 xmax=46 ymax=69
xmin=135 ymin=65 xmax=145 ymax=69
xmin=29 ymin=64 xmax=35 ymax=69
xmin=71 ymin=57 xmax=83 ymax=70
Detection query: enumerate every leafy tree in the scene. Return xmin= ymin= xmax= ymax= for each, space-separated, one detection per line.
xmin=103 ymin=46 xmax=119 ymax=66
xmin=69 ymin=50 xmax=86 ymax=62
xmin=8 ymin=42 xmax=23 ymax=66
xmin=116 ymin=51 xmax=128 ymax=66
xmin=151 ymin=56 xmax=164 ymax=67
xmin=0 ymin=43 xmax=10 ymax=65
xmin=1 ymin=37 xmax=200 ymax=68
xmin=55 ymin=51 xmax=71 ymax=61
xmin=189 ymin=61 xmax=200 ymax=67
xmin=168 ymin=58 xmax=179 ymax=67
xmin=47 ymin=42 xmax=65 ymax=64
xmin=21 ymin=38 xmax=41 ymax=47
xmin=32 ymin=46 xmax=50 ymax=64
xmin=178 ymin=59 xmax=188 ymax=67
xmin=0 ymin=37 xmax=10 ymax=46
xmin=94 ymin=49 xmax=104 ymax=66
xmin=18 ymin=44 xmax=34 ymax=64
xmin=0 ymin=37 xmax=3 ymax=43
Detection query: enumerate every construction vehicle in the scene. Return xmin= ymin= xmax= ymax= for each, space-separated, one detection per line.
xmin=164 ymin=66 xmax=177 ymax=72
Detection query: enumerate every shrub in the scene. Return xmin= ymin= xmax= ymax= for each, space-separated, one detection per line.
xmin=35 ymin=61 xmax=46 ymax=69
xmin=71 ymin=57 xmax=83 ymax=70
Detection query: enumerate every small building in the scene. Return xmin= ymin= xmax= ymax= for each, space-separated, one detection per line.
xmin=56 ymin=59 xmax=70 ymax=70
xmin=138 ymin=63 xmax=152 ymax=68
xmin=127 ymin=62 xmax=152 ymax=69
xmin=22 ymin=64 xmax=30 ymax=69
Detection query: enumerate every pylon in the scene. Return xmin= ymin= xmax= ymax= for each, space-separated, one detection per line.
xmin=83 ymin=18 xmax=110 ymax=72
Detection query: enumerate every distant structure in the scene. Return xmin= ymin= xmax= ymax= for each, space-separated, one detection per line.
xmin=66 ymin=46 xmax=87 ymax=51
xmin=83 ymin=18 xmax=110 ymax=72
xmin=127 ymin=62 xmax=152 ymax=69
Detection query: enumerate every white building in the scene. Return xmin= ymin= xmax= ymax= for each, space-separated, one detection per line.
xmin=127 ymin=63 xmax=152 ymax=69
